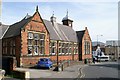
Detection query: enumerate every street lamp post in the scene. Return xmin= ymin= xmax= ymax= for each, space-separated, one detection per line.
xmin=108 ymin=45 xmax=111 ymax=60
xmin=96 ymin=35 xmax=103 ymax=62
xmin=97 ymin=35 xmax=103 ymax=46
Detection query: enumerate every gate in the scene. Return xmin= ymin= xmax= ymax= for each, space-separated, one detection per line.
xmin=2 ymin=57 xmax=13 ymax=75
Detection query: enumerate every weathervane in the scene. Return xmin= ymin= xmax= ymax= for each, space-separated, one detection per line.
xmin=52 ymin=11 xmax=54 ymax=17
xmin=66 ymin=9 xmax=68 ymax=17
xmin=36 ymin=5 xmax=38 ymax=12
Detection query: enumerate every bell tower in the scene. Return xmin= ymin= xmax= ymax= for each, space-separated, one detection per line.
xmin=62 ymin=10 xmax=73 ymax=28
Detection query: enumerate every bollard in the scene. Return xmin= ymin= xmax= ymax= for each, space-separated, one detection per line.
xmin=0 ymin=69 xmax=5 ymax=80
xmin=68 ymin=60 xmax=70 ymax=66
xmin=25 ymin=71 xmax=30 ymax=80
xmin=58 ymin=66 xmax=62 ymax=72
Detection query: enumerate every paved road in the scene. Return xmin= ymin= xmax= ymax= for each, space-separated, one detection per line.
xmin=3 ymin=61 xmax=120 ymax=80
xmin=81 ymin=61 xmax=120 ymax=79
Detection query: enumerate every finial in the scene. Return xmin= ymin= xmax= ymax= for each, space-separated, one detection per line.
xmin=66 ymin=9 xmax=68 ymax=17
xmin=36 ymin=5 xmax=38 ymax=12
xmin=27 ymin=13 xmax=28 ymax=16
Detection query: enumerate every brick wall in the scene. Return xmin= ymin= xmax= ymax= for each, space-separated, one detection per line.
xmin=82 ymin=28 xmax=92 ymax=61
xmin=21 ymin=12 xmax=50 ymax=56
xmin=74 ymin=54 xmax=78 ymax=60
xmin=20 ymin=56 xmax=49 ymax=66
xmin=20 ymin=11 xmax=50 ymax=66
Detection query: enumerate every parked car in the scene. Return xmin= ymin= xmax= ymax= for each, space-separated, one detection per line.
xmin=37 ymin=58 xmax=53 ymax=69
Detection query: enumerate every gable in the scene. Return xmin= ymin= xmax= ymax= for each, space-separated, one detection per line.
xmin=83 ymin=28 xmax=91 ymax=41
xmin=31 ymin=12 xmax=42 ymax=23
xmin=3 ymin=10 xmax=49 ymax=39
xmin=23 ymin=11 xmax=49 ymax=34
xmin=76 ymin=30 xmax=85 ymax=43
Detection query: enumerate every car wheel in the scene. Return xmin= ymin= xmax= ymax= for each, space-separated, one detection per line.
xmin=48 ymin=66 xmax=51 ymax=69
xmin=51 ymin=65 xmax=53 ymax=68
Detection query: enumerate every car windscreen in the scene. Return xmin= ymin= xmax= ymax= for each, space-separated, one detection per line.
xmin=40 ymin=58 xmax=48 ymax=62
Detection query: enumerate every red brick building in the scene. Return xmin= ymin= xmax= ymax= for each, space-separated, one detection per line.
xmin=2 ymin=6 xmax=92 ymax=68
xmin=2 ymin=6 xmax=77 ymax=67
xmin=76 ymin=27 xmax=92 ymax=63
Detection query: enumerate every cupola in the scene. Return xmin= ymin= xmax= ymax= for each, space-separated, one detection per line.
xmin=62 ymin=10 xmax=73 ymax=28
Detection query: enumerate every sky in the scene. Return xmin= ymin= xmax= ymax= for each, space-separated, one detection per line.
xmin=1 ymin=1 xmax=118 ymax=43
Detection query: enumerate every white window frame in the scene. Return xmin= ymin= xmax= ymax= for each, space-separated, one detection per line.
xmin=28 ymin=32 xmax=33 ymax=39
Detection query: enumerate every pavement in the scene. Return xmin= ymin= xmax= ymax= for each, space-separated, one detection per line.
xmin=45 ymin=65 xmax=84 ymax=78
xmin=3 ymin=64 xmax=85 ymax=79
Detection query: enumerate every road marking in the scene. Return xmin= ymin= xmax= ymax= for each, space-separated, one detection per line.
xmin=76 ymin=65 xmax=88 ymax=79
xmin=80 ymin=67 xmax=86 ymax=78
xmin=100 ymin=67 xmax=103 ymax=68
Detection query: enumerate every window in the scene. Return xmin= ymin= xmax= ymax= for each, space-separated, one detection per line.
xmin=40 ymin=34 xmax=45 ymax=40
xmin=40 ymin=47 xmax=44 ymax=55
xmin=10 ymin=47 xmax=12 ymax=55
xmin=69 ymin=43 xmax=72 ymax=54
xmin=9 ymin=40 xmax=16 ymax=55
xmin=58 ymin=42 xmax=63 ymax=55
xmin=84 ymin=42 xmax=87 ymax=54
xmin=62 ymin=48 xmax=64 ymax=54
xmin=74 ymin=44 xmax=78 ymax=54
xmin=51 ymin=48 xmax=55 ymax=53
xmin=69 ymin=48 xmax=72 ymax=54
xmin=51 ymin=42 xmax=55 ymax=47
xmin=60 ymin=43 xmax=65 ymax=54
xmin=34 ymin=40 xmax=39 ymax=45
xmin=13 ymin=47 xmax=15 ymax=55
xmin=28 ymin=46 xmax=32 ymax=55
xmin=27 ymin=32 xmax=45 ymax=56
xmin=3 ymin=40 xmax=6 ymax=47
xmin=28 ymin=40 xmax=33 ymax=46
xmin=34 ymin=33 xmax=39 ymax=40
xmin=28 ymin=32 xmax=33 ymax=39
xmin=40 ymin=40 xmax=44 ymax=46
xmin=84 ymin=41 xmax=90 ymax=54
xmin=34 ymin=46 xmax=39 ymax=55
xmin=50 ymin=41 xmax=56 ymax=55
xmin=5 ymin=47 xmax=7 ymax=54
xmin=59 ymin=48 xmax=62 ymax=55
xmin=65 ymin=43 xmax=69 ymax=55
xmin=39 ymin=33 xmax=45 ymax=55
xmin=2 ymin=48 xmax=5 ymax=54
xmin=2 ymin=40 xmax=7 ymax=54
xmin=28 ymin=33 xmax=33 ymax=55
xmin=59 ymin=43 xmax=62 ymax=47
xmin=88 ymin=42 xmax=90 ymax=54
xmin=10 ymin=40 xmax=13 ymax=55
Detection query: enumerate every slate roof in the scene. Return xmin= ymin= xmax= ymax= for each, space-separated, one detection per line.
xmin=76 ymin=30 xmax=85 ymax=43
xmin=3 ymin=17 xmax=32 ymax=38
xmin=57 ymin=23 xmax=77 ymax=42
xmin=3 ymin=15 xmax=78 ymax=42
xmin=0 ymin=23 xmax=9 ymax=39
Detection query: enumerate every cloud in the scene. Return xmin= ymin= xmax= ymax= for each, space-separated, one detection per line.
xmin=1 ymin=2 xmax=118 ymax=43
xmin=69 ymin=2 xmax=118 ymax=42
xmin=2 ymin=0 xmax=119 ymax=2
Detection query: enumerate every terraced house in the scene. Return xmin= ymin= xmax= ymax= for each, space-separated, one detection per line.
xmin=2 ymin=6 xmax=92 ymax=69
